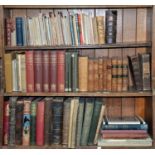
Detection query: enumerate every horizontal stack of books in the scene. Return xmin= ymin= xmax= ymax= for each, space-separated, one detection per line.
xmin=98 ymin=115 xmax=152 ymax=147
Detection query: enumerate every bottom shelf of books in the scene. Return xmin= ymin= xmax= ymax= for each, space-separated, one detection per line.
xmin=2 ymin=96 xmax=153 ymax=148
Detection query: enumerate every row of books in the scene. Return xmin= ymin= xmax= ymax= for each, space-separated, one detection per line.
xmin=4 ymin=50 xmax=151 ymax=93
xmin=98 ymin=115 xmax=152 ymax=147
xmin=3 ymin=97 xmax=106 ymax=147
xmin=5 ymin=10 xmax=117 ymax=46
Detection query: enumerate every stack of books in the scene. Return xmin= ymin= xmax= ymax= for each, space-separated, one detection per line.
xmin=98 ymin=115 xmax=152 ymax=147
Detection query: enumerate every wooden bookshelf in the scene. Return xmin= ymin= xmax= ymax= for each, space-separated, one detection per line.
xmin=5 ymin=42 xmax=151 ymax=51
xmin=0 ymin=5 xmax=155 ymax=149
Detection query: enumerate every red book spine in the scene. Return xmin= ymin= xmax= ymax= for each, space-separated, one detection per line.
xmin=3 ymin=101 xmax=9 ymax=145
xmin=49 ymin=51 xmax=57 ymax=92
xmin=78 ymin=14 xmax=83 ymax=44
xmin=26 ymin=51 xmax=34 ymax=92
xmin=42 ymin=51 xmax=50 ymax=92
xmin=57 ymin=51 xmax=65 ymax=92
xmin=5 ymin=19 xmax=11 ymax=46
xmin=34 ymin=51 xmax=43 ymax=92
xmin=36 ymin=100 xmax=45 ymax=146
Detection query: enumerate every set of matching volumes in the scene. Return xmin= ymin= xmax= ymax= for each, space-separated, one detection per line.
xmin=5 ymin=10 xmax=117 ymax=47
xmin=3 ymin=97 xmax=106 ymax=147
xmin=98 ymin=115 xmax=152 ymax=147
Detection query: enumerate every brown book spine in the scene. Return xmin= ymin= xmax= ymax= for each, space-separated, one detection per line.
xmin=112 ymin=57 xmax=118 ymax=91
xmin=88 ymin=58 xmax=94 ymax=92
xmin=98 ymin=58 xmax=103 ymax=91
xmin=34 ymin=51 xmax=43 ymax=92
xmin=94 ymin=59 xmax=99 ymax=91
xmin=42 ymin=51 xmax=50 ymax=92
xmin=106 ymin=58 xmax=112 ymax=91
xmin=103 ymin=58 xmax=107 ymax=91
xmin=78 ymin=56 xmax=88 ymax=92
xmin=57 ymin=51 xmax=65 ymax=92
xmin=49 ymin=51 xmax=57 ymax=92
xmin=122 ymin=58 xmax=128 ymax=91
xmin=5 ymin=18 xmax=12 ymax=46
xmin=117 ymin=58 xmax=123 ymax=91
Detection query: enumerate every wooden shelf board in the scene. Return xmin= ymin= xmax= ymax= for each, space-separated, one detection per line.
xmin=5 ymin=42 xmax=152 ymax=51
xmin=4 ymin=91 xmax=152 ymax=97
xmin=3 ymin=5 xmax=153 ymax=9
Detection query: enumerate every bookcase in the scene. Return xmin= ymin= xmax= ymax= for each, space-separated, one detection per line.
xmin=0 ymin=5 xmax=155 ymax=149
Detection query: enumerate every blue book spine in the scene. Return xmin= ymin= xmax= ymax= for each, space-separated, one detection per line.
xmin=69 ymin=15 xmax=75 ymax=45
xmin=16 ymin=17 xmax=24 ymax=46
xmin=102 ymin=124 xmax=148 ymax=130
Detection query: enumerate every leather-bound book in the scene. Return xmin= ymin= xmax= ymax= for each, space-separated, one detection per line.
xmin=78 ymin=56 xmax=88 ymax=92
xmin=62 ymin=98 xmax=71 ymax=147
xmin=44 ymin=97 xmax=53 ymax=146
xmin=65 ymin=52 xmax=69 ymax=92
xmin=112 ymin=57 xmax=118 ymax=92
xmin=49 ymin=51 xmax=57 ymax=92
xmin=88 ymin=58 xmax=94 ymax=92
xmin=42 ymin=51 xmax=50 ymax=92
xmin=117 ymin=58 xmax=123 ymax=91
xmin=122 ymin=58 xmax=129 ymax=91
xmin=106 ymin=58 xmax=112 ymax=91
xmin=3 ymin=100 xmax=9 ymax=145
xmin=8 ymin=97 xmax=17 ymax=146
xmin=22 ymin=98 xmax=32 ymax=146
xmin=98 ymin=58 xmax=103 ymax=91
xmin=96 ymin=16 xmax=105 ymax=44
xmin=4 ymin=53 xmax=12 ymax=92
xmin=103 ymin=58 xmax=107 ymax=91
xmin=25 ymin=51 xmax=34 ymax=92
xmin=94 ymin=58 xmax=99 ymax=91
xmin=15 ymin=99 xmax=24 ymax=145
xmin=51 ymin=97 xmax=63 ymax=145
xmin=139 ymin=53 xmax=151 ymax=91
xmin=81 ymin=98 xmax=94 ymax=146
xmin=36 ymin=99 xmax=45 ymax=146
xmin=34 ymin=51 xmax=43 ymax=92
xmin=5 ymin=18 xmax=12 ymax=46
xmin=128 ymin=55 xmax=143 ymax=91
xmin=57 ymin=51 xmax=65 ymax=92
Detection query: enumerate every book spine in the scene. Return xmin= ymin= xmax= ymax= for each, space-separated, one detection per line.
xmin=88 ymin=59 xmax=94 ymax=92
xmin=57 ymin=51 xmax=65 ymax=92
xmin=8 ymin=97 xmax=17 ymax=146
xmin=3 ymin=101 xmax=9 ymax=145
xmin=26 ymin=51 xmax=34 ymax=92
xmin=15 ymin=100 xmax=24 ymax=145
xmin=49 ymin=51 xmax=57 ymax=92
xmin=65 ymin=52 xmax=69 ymax=92
xmin=106 ymin=58 xmax=112 ymax=91
xmin=112 ymin=58 xmax=118 ymax=91
xmin=69 ymin=15 xmax=75 ymax=45
xmin=78 ymin=56 xmax=88 ymax=92
xmin=122 ymin=58 xmax=128 ymax=91
xmin=94 ymin=59 xmax=99 ymax=91
xmin=98 ymin=58 xmax=103 ymax=91
xmin=16 ymin=17 xmax=24 ymax=46
xmin=42 ymin=51 xmax=50 ymax=92
xmin=102 ymin=59 xmax=107 ymax=91
xmin=36 ymin=100 xmax=45 ymax=146
xmin=68 ymin=52 xmax=72 ymax=92
xmin=34 ymin=51 xmax=43 ymax=92
xmin=117 ymin=58 xmax=123 ymax=91
xmin=5 ymin=19 xmax=12 ymax=46
xmin=22 ymin=100 xmax=31 ymax=146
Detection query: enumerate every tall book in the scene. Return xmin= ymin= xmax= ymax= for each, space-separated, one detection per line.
xmin=42 ymin=51 xmax=50 ymax=92
xmin=49 ymin=51 xmax=57 ymax=92
xmin=34 ymin=51 xmax=43 ymax=92
xmin=106 ymin=58 xmax=112 ymax=91
xmin=102 ymin=58 xmax=107 ymax=91
xmin=98 ymin=58 xmax=103 ymax=91
xmin=65 ymin=52 xmax=70 ymax=92
xmin=3 ymin=100 xmax=9 ymax=145
xmin=25 ymin=51 xmax=34 ymax=92
xmin=44 ymin=97 xmax=53 ymax=146
xmin=36 ymin=99 xmax=45 ymax=146
xmin=81 ymin=98 xmax=94 ymax=146
xmin=4 ymin=53 xmax=12 ymax=92
xmin=112 ymin=57 xmax=118 ymax=91
xmin=88 ymin=58 xmax=94 ymax=92
xmin=122 ymin=58 xmax=128 ymax=91
xmin=22 ymin=98 xmax=31 ymax=146
xmin=117 ymin=58 xmax=123 ymax=91
xmin=5 ymin=18 xmax=12 ymax=46
xmin=8 ymin=97 xmax=17 ymax=146
xmin=78 ymin=56 xmax=88 ymax=92
xmin=15 ymin=99 xmax=24 ymax=145
xmin=139 ymin=53 xmax=151 ymax=91
xmin=76 ymin=98 xmax=85 ymax=147
xmin=57 ymin=51 xmax=65 ymax=92
xmin=94 ymin=58 xmax=99 ymax=91
xmin=51 ymin=98 xmax=63 ymax=145
xmin=88 ymin=98 xmax=103 ymax=145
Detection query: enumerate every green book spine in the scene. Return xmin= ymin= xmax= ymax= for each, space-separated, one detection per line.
xmin=65 ymin=52 xmax=69 ymax=92
xmin=76 ymin=98 xmax=85 ymax=147
xmin=72 ymin=52 xmax=78 ymax=92
xmin=87 ymin=98 xmax=103 ymax=145
xmin=80 ymin=98 xmax=94 ymax=146
xmin=68 ymin=52 xmax=72 ymax=92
